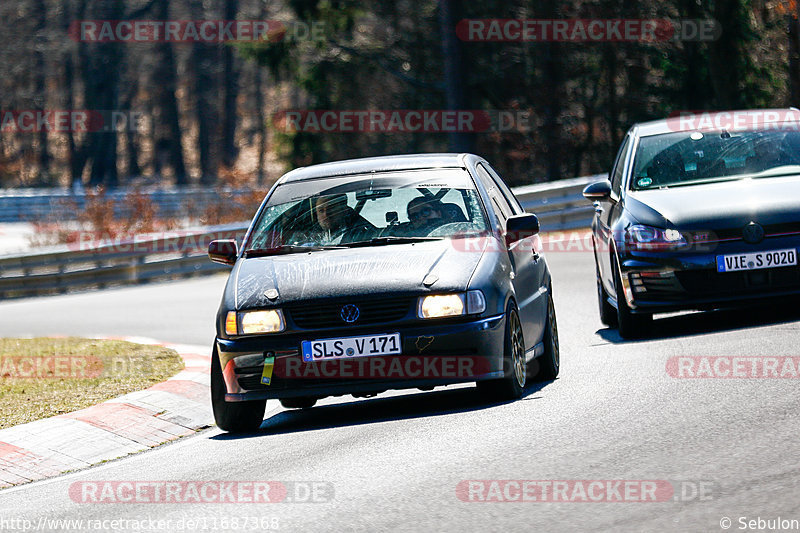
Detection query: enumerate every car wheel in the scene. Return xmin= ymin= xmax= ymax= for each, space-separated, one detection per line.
xmin=280 ymin=397 xmax=317 ymax=409
xmin=596 ymin=264 xmax=618 ymax=327
xmin=594 ymin=241 xmax=618 ymax=327
xmin=612 ymin=257 xmax=652 ymax=339
xmin=477 ymin=302 xmax=526 ymax=400
xmin=597 ymin=277 xmax=618 ymax=327
xmin=531 ymin=290 xmax=560 ymax=381
xmin=211 ymin=345 xmax=267 ymax=433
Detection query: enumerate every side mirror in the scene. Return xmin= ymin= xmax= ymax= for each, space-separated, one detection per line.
xmin=505 ymin=213 xmax=540 ymax=246
xmin=582 ymin=179 xmax=612 ymax=200
xmin=208 ymin=239 xmax=238 ymax=266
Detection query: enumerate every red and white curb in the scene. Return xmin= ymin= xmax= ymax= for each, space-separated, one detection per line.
xmin=0 ymin=337 xmax=213 ymax=489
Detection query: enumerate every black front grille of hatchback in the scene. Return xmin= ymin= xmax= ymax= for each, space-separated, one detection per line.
xmin=286 ymin=296 xmax=415 ymax=329
xmin=675 ymin=266 xmax=800 ymax=297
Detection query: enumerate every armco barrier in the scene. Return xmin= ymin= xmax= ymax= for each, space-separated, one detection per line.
xmin=0 ymin=175 xmax=603 ymax=298
xmin=0 ymin=223 xmax=249 ymax=299
xmin=0 ymin=187 xmax=255 ymax=223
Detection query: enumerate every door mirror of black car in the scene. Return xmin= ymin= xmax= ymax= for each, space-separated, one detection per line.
xmin=582 ymin=179 xmax=612 ymax=200
xmin=505 ymin=213 xmax=540 ymax=246
xmin=208 ymin=239 xmax=239 ymax=266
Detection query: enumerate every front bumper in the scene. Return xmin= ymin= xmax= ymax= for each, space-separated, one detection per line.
xmin=215 ymin=314 xmax=507 ymax=401
xmin=619 ymin=236 xmax=800 ymax=314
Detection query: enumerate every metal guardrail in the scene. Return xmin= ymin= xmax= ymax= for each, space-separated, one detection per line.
xmin=0 ymin=175 xmax=603 ymax=299
xmin=0 ymin=187 xmax=259 ymax=223
xmin=514 ymin=173 xmax=603 ymax=231
xmin=0 ymin=223 xmax=249 ymax=299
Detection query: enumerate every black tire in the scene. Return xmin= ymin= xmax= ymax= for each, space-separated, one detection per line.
xmin=596 ymin=265 xmax=618 ymax=327
xmin=530 ymin=291 xmax=560 ymax=381
xmin=594 ymin=242 xmax=618 ymax=327
xmin=477 ymin=303 xmax=526 ymax=400
xmin=280 ymin=397 xmax=317 ymax=409
xmin=612 ymin=257 xmax=652 ymax=339
xmin=211 ymin=346 xmax=267 ymax=433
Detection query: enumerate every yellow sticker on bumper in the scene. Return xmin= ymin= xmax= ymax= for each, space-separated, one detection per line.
xmin=261 ymin=355 xmax=275 ymax=385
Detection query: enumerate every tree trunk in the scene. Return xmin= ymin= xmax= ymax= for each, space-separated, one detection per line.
xmin=152 ymin=0 xmax=188 ymax=185
xmin=255 ymin=66 xmax=267 ymax=184
xmin=790 ymin=12 xmax=800 ymax=107
xmin=221 ymin=0 xmax=240 ymax=169
xmin=33 ymin=0 xmax=50 ymax=185
xmin=82 ymin=0 xmax=124 ymax=188
xmin=121 ymin=76 xmax=141 ymax=181
xmin=437 ymin=0 xmax=473 ymax=153
xmin=190 ymin=0 xmax=219 ymax=185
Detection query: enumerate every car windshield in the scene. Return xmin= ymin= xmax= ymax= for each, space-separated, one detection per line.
xmin=243 ymin=169 xmax=488 ymax=253
xmin=631 ymin=129 xmax=800 ymax=190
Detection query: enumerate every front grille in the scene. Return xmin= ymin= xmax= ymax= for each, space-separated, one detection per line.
xmin=630 ymin=272 xmax=685 ymax=300
xmin=698 ymin=222 xmax=800 ymax=243
xmin=286 ymin=296 xmax=415 ymax=329
xmin=675 ymin=266 xmax=800 ymax=297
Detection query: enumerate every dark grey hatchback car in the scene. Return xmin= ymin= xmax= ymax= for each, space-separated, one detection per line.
xmin=208 ymin=153 xmax=559 ymax=432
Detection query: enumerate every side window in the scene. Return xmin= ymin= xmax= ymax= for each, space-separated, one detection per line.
xmin=611 ymin=135 xmax=631 ymax=196
xmin=480 ymin=163 xmax=523 ymax=214
xmin=476 ymin=163 xmax=517 ymax=228
xmin=489 ymin=189 xmax=513 ymax=224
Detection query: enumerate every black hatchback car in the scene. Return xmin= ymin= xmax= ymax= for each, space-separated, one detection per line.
xmin=584 ymin=109 xmax=800 ymax=338
xmin=208 ymin=153 xmax=560 ymax=432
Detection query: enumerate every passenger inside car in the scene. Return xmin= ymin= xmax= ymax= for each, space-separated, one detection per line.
xmin=406 ymin=196 xmax=449 ymax=233
xmin=311 ymin=194 xmax=374 ymax=243
xmin=744 ymin=139 xmax=793 ymax=173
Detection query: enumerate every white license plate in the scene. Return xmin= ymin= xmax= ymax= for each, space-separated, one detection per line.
xmin=716 ymin=249 xmax=798 ymax=273
xmin=301 ymin=333 xmax=401 ymax=362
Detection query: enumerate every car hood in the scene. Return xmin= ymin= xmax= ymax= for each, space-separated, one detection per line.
xmin=626 ymin=175 xmax=800 ymax=230
xmin=232 ymin=239 xmax=486 ymax=309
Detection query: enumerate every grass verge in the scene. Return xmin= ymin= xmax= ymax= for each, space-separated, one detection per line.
xmin=0 ymin=338 xmax=184 ymax=429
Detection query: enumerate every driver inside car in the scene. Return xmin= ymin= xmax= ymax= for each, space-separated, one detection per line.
xmin=406 ymin=196 xmax=447 ymax=234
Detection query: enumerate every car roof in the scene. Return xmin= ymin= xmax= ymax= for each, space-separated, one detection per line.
xmin=633 ymin=108 xmax=800 ymax=137
xmin=278 ymin=153 xmax=472 ymax=183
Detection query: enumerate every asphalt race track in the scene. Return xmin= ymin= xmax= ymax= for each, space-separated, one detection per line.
xmin=1 ymin=250 xmax=799 ymax=532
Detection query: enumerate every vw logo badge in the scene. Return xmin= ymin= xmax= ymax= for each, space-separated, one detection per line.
xmin=743 ymin=222 xmax=765 ymax=244
xmin=340 ymin=304 xmax=360 ymax=323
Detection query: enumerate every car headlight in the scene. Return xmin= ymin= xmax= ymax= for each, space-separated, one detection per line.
xmin=226 ymin=309 xmax=286 ymax=335
xmin=624 ymin=224 xmax=688 ymax=251
xmin=417 ymin=291 xmax=486 ymax=319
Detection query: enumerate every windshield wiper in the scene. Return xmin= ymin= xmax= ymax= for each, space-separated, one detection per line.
xmin=341 ymin=236 xmax=445 ymax=248
xmin=243 ymin=245 xmax=345 ymax=257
